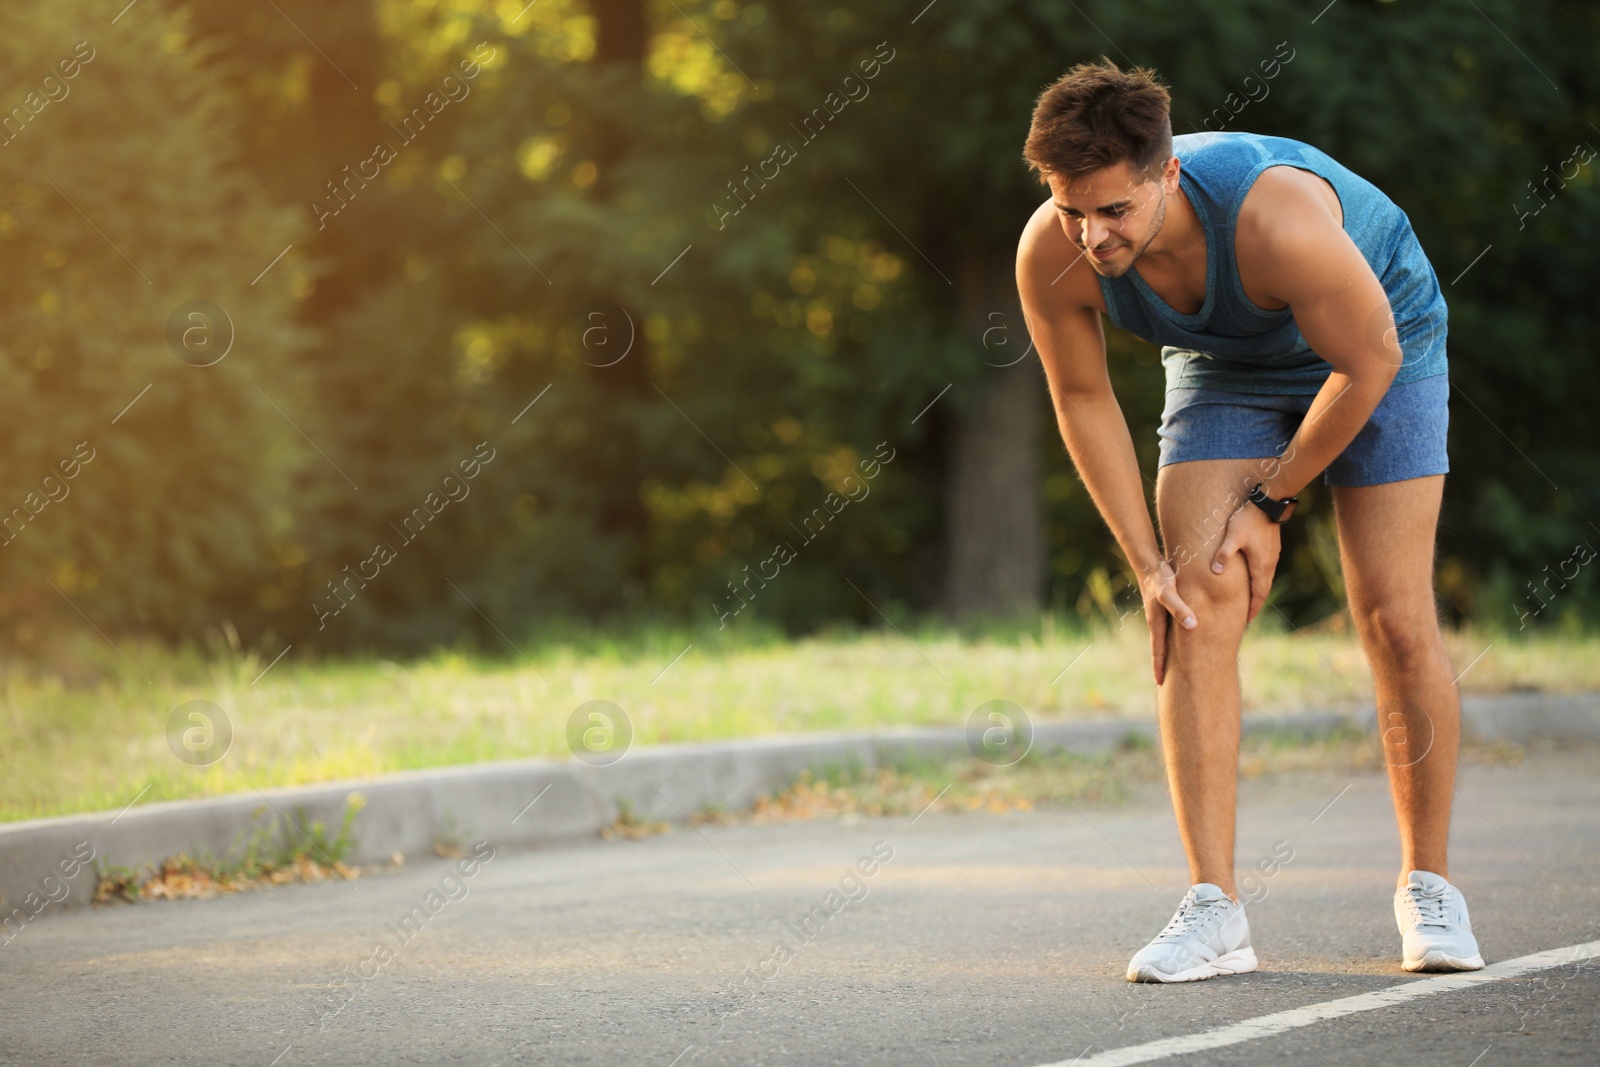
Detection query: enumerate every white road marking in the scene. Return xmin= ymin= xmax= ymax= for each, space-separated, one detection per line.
xmin=1031 ymin=939 xmax=1600 ymax=1067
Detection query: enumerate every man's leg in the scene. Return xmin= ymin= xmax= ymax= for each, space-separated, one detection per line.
xmin=1329 ymin=474 xmax=1458 ymax=882
xmin=1153 ymin=457 xmax=1266 ymax=899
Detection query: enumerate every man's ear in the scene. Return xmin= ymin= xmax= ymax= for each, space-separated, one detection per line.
xmin=1162 ymin=155 xmax=1181 ymax=194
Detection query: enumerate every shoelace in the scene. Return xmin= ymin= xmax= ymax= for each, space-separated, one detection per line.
xmin=1403 ymin=883 xmax=1452 ymax=929
xmin=1157 ymin=893 xmax=1231 ymax=940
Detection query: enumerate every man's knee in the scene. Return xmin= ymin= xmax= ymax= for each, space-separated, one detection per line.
xmin=1353 ymin=599 xmax=1441 ymax=671
xmin=1171 ymin=547 xmax=1249 ymax=622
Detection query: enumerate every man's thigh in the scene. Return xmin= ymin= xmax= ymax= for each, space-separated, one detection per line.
xmin=1155 ymin=457 xmax=1279 ymax=607
xmin=1330 ymin=475 xmax=1446 ymax=614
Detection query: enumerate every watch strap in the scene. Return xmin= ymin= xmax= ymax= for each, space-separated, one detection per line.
xmin=1247 ymin=483 xmax=1298 ymax=523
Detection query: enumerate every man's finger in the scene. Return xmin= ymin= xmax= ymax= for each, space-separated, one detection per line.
xmin=1164 ymin=586 xmax=1198 ymax=631
xmin=1211 ymin=532 xmax=1238 ymax=575
xmin=1247 ymin=557 xmax=1272 ymax=623
xmin=1150 ymin=607 xmax=1169 ymax=685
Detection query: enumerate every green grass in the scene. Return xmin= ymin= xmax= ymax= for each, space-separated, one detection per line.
xmin=2 ymin=615 xmax=1596 ymax=823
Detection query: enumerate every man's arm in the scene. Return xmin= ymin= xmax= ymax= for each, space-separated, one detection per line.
xmin=1017 ymin=207 xmax=1196 ymax=683
xmin=1211 ymin=167 xmax=1406 ymax=619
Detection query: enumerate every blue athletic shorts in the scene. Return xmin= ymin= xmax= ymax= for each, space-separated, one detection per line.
xmin=1156 ymin=373 xmax=1450 ymax=488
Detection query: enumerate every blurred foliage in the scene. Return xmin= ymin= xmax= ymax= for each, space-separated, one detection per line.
xmin=0 ymin=1 xmax=313 ymax=646
xmin=0 ymin=0 xmax=1596 ymax=657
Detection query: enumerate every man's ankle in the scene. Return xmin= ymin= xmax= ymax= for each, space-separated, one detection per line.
xmin=1397 ymin=866 xmax=1451 ymax=888
xmin=1194 ymin=878 xmax=1240 ymax=902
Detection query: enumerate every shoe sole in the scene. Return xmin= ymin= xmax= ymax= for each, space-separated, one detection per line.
xmin=1402 ymin=950 xmax=1484 ymax=973
xmin=1127 ymin=946 xmax=1259 ymax=983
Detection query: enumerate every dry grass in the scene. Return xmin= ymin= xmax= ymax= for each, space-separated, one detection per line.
xmin=681 ymin=728 xmax=1536 ymax=833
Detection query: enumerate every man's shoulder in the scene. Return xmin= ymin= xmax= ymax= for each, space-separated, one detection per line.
xmin=1017 ymin=199 xmax=1103 ymax=310
xmin=1175 ymin=131 xmax=1335 ymax=175
xmin=1175 ymin=130 xmax=1319 ymax=152
xmin=1017 ymin=197 xmax=1061 ymax=268
xmin=1237 ymin=163 xmax=1345 ymax=241
xmin=1234 ymin=166 xmax=1359 ymax=308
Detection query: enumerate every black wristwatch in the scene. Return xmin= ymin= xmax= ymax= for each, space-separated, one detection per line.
xmin=1246 ymin=483 xmax=1299 ymax=524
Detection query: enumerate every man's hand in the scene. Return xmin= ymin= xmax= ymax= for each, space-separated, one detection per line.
xmin=1211 ymin=502 xmax=1282 ymax=624
xmin=1141 ymin=558 xmax=1197 ymax=686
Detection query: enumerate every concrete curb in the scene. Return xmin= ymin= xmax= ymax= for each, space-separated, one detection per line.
xmin=1 ymin=691 xmax=1594 ymax=922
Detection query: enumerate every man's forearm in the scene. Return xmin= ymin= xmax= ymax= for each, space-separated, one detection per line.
xmin=1262 ymin=370 xmax=1394 ymax=500
xmin=1051 ymin=388 xmax=1165 ymax=577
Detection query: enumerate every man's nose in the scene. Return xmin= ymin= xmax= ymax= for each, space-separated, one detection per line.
xmin=1081 ymin=217 xmax=1110 ymax=249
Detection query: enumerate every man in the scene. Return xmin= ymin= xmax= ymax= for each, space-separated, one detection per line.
xmin=1015 ymin=60 xmax=1482 ymax=982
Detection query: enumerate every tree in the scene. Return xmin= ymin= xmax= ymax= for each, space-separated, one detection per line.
xmin=0 ymin=0 xmax=312 ymax=645
xmin=29 ymin=0 xmax=1587 ymax=652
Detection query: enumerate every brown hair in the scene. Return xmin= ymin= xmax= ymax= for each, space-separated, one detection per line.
xmin=1023 ymin=59 xmax=1173 ymax=183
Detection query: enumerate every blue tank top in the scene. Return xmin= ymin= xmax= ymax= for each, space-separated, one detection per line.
xmin=1097 ymin=132 xmax=1448 ymax=395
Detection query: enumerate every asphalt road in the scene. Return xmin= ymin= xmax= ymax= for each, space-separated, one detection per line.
xmin=5 ymin=746 xmax=1598 ymax=1066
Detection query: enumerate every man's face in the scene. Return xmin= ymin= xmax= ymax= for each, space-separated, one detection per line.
xmin=1048 ymin=158 xmax=1177 ymax=278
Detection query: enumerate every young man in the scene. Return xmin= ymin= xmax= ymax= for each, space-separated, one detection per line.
xmin=1015 ymin=60 xmax=1483 ymax=982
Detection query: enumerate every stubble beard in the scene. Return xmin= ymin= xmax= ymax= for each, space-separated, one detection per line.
xmin=1093 ymin=186 xmax=1168 ymax=280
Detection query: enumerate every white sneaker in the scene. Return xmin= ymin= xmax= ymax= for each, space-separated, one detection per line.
xmin=1127 ymin=883 xmax=1258 ymax=983
xmin=1394 ymin=870 xmax=1485 ymax=972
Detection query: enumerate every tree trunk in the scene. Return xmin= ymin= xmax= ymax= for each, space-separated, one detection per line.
xmin=593 ymin=0 xmax=648 ymax=64
xmin=942 ymin=254 xmax=1046 ymax=620
xmin=589 ymin=0 xmax=653 ymax=606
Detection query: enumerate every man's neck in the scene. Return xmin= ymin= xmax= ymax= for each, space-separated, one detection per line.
xmin=1139 ymin=184 xmax=1205 ymax=272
